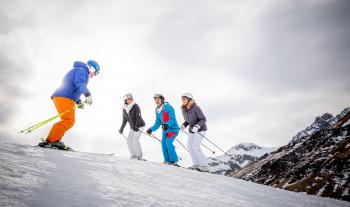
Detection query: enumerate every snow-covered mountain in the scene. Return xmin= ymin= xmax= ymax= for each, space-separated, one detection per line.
xmin=291 ymin=107 xmax=350 ymax=142
xmin=234 ymin=107 xmax=350 ymax=202
xmin=0 ymin=143 xmax=348 ymax=207
xmin=208 ymin=143 xmax=276 ymax=175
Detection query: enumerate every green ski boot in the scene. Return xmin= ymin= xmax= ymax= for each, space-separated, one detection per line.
xmin=38 ymin=138 xmax=73 ymax=151
xmin=51 ymin=141 xmax=72 ymax=151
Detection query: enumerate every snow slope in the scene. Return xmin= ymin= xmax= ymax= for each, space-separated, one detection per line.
xmin=0 ymin=143 xmax=348 ymax=207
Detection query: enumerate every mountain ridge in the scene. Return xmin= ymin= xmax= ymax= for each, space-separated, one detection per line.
xmin=233 ymin=107 xmax=350 ymax=201
xmin=208 ymin=142 xmax=276 ymax=175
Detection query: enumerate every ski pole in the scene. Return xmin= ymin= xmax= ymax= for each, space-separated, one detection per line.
xmin=175 ymin=138 xmax=189 ymax=152
xmin=199 ymin=133 xmax=231 ymax=157
xmin=140 ymin=131 xmax=161 ymax=143
xmin=140 ymin=131 xmax=183 ymax=160
xmin=143 ymin=131 xmax=189 ymax=153
xmin=183 ymin=131 xmax=215 ymax=154
xmin=141 ymin=131 xmax=185 ymax=150
xmin=19 ymin=104 xmax=82 ymax=134
xmin=121 ymin=134 xmax=127 ymax=141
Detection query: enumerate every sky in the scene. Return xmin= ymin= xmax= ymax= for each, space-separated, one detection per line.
xmin=0 ymin=0 xmax=349 ymax=166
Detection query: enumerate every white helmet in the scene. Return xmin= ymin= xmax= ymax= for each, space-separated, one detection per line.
xmin=123 ymin=93 xmax=133 ymax=101
xmin=182 ymin=93 xmax=194 ymax=100
xmin=154 ymin=94 xmax=165 ymax=101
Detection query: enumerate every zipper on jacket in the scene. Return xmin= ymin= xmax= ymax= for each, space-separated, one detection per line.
xmin=126 ymin=110 xmax=134 ymax=129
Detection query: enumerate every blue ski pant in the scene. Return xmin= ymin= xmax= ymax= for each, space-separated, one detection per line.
xmin=161 ymin=132 xmax=179 ymax=163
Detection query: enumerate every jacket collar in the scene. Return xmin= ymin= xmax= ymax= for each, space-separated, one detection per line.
xmin=181 ymin=100 xmax=196 ymax=110
xmin=156 ymin=102 xmax=168 ymax=113
xmin=124 ymin=101 xmax=136 ymax=113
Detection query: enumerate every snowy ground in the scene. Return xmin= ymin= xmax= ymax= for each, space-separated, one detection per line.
xmin=0 ymin=143 xmax=349 ymax=207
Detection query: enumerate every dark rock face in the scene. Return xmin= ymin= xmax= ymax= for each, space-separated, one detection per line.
xmin=233 ymin=108 xmax=350 ymax=202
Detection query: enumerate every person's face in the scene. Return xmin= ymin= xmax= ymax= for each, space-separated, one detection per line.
xmin=182 ymin=97 xmax=189 ymax=105
xmin=154 ymin=97 xmax=162 ymax=106
xmin=126 ymin=98 xmax=133 ymax=105
xmin=88 ymin=66 xmax=99 ymax=78
xmin=89 ymin=71 xmax=97 ymax=78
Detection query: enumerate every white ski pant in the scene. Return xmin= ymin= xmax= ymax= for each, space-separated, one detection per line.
xmin=127 ymin=127 xmax=144 ymax=158
xmin=187 ymin=131 xmax=208 ymax=166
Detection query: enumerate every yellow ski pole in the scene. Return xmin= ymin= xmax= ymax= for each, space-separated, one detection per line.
xmin=19 ymin=104 xmax=81 ymax=134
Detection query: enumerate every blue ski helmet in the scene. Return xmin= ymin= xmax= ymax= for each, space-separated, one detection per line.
xmin=87 ymin=60 xmax=100 ymax=74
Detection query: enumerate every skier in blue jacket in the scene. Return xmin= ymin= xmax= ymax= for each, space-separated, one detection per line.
xmin=39 ymin=60 xmax=100 ymax=150
xmin=146 ymin=94 xmax=180 ymax=166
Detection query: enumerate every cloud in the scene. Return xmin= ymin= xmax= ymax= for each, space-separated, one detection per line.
xmin=239 ymin=0 xmax=350 ymax=93
xmin=148 ymin=5 xmax=350 ymax=96
xmin=0 ymin=0 xmax=349 ymax=157
xmin=146 ymin=1 xmax=350 ymax=93
xmin=0 ymin=2 xmax=32 ymax=141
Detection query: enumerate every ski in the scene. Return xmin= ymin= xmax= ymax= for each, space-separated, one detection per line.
xmin=37 ymin=140 xmax=74 ymax=151
xmin=37 ymin=144 xmax=74 ymax=151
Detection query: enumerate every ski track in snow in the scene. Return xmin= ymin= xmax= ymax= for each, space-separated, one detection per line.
xmin=0 ymin=143 xmax=349 ymax=207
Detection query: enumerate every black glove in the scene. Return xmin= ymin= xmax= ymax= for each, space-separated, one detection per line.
xmin=119 ymin=128 xmax=123 ymax=134
xmin=161 ymin=124 xmax=169 ymax=130
xmin=133 ymin=127 xmax=139 ymax=132
xmin=76 ymin=99 xmax=84 ymax=109
xmin=146 ymin=128 xmax=152 ymax=134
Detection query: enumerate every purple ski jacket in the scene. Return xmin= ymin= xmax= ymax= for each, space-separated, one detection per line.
xmin=181 ymin=102 xmax=207 ymax=132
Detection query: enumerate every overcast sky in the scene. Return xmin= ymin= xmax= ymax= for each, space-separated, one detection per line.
xmin=0 ymin=0 xmax=349 ymax=165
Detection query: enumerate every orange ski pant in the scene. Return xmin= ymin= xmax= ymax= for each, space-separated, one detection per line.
xmin=47 ymin=97 xmax=75 ymax=143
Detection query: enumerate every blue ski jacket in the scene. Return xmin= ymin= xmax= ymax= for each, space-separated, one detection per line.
xmin=51 ymin=61 xmax=90 ymax=102
xmin=150 ymin=102 xmax=179 ymax=137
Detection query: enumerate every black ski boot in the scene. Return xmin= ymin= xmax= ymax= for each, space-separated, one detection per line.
xmin=38 ymin=141 xmax=52 ymax=148
xmin=51 ymin=141 xmax=72 ymax=151
xmin=38 ymin=139 xmax=73 ymax=151
xmin=169 ymin=162 xmax=181 ymax=167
